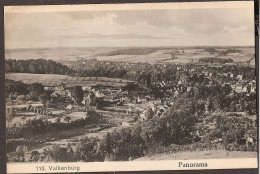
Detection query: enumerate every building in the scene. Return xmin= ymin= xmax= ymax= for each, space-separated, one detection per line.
xmin=51 ymin=85 xmax=67 ymax=98
xmin=136 ymin=96 xmax=147 ymax=104
xmin=237 ymin=75 xmax=243 ymax=81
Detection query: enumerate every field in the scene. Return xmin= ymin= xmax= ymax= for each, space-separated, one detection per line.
xmin=5 ymin=73 xmax=128 ymax=87
xmin=5 ymin=46 xmax=255 ymax=65
xmin=135 ymin=150 xmax=257 ymax=161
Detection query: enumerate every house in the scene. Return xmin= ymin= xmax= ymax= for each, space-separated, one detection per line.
xmin=177 ymin=80 xmax=182 ymax=85
xmin=65 ymin=104 xmax=73 ymax=110
xmin=44 ymin=86 xmax=55 ymax=91
xmin=251 ymin=85 xmax=256 ymax=93
xmin=187 ymin=86 xmax=192 ymax=92
xmin=149 ymin=103 xmax=158 ymax=112
xmin=103 ymin=94 xmax=116 ymax=102
xmin=237 ymin=75 xmax=243 ymax=81
xmin=156 ymin=108 xmax=165 ymax=115
xmin=159 ymin=81 xmax=166 ymax=87
xmin=121 ymin=121 xmax=134 ymax=127
xmin=223 ymin=73 xmax=229 ymax=77
xmin=66 ymin=90 xmax=72 ymax=99
xmin=235 ymin=83 xmax=243 ymax=93
xmin=231 ymin=84 xmax=236 ymax=90
xmin=225 ymin=62 xmax=235 ymax=66
xmin=242 ymin=85 xmax=248 ymax=93
xmin=95 ymin=90 xmax=104 ymax=98
xmin=174 ymin=90 xmax=179 ymax=97
xmin=228 ymin=73 xmax=234 ymax=78
xmin=140 ymin=109 xmax=147 ymax=121
xmin=136 ymin=96 xmax=147 ymax=104
xmin=177 ymin=86 xmax=184 ymax=93
xmin=249 ymin=83 xmax=256 ymax=93
xmin=51 ymin=85 xmax=67 ymax=98
xmin=82 ymin=86 xmax=90 ymax=91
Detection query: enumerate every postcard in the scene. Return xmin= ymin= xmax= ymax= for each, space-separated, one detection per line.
xmin=4 ymin=1 xmax=257 ymax=173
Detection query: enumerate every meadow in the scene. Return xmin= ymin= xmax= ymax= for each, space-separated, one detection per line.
xmin=5 ymin=46 xmax=255 ymax=65
xmin=5 ymin=73 xmax=128 ymax=87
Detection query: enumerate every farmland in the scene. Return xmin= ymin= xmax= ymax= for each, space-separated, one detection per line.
xmin=5 ymin=46 xmax=255 ymax=65
xmin=5 ymin=46 xmax=257 ymax=163
xmin=5 ymin=73 xmax=128 ymax=87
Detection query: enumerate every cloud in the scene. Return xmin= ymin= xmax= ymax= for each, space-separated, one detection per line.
xmin=4 ymin=6 xmax=254 ymax=49
xmin=48 ymin=33 xmax=182 ymax=40
xmin=112 ymin=8 xmax=253 ymax=35
xmin=61 ymin=11 xmax=111 ymax=20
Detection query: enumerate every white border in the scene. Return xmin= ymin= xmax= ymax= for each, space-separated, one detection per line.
xmin=5 ymin=1 xmax=254 ymax=13
xmin=7 ymin=158 xmax=258 ymax=173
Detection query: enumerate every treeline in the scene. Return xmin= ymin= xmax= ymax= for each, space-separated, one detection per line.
xmin=199 ymin=58 xmax=233 ymax=64
xmin=78 ymin=64 xmax=255 ymax=87
xmin=7 ymin=110 xmax=104 ymax=140
xmin=79 ymin=68 xmax=127 ymax=79
xmin=5 ymin=59 xmax=73 ymax=75
xmin=95 ymin=47 xmax=160 ymax=56
xmin=6 ymin=80 xmax=47 ymax=101
xmin=5 ymin=80 xmax=30 ymax=97
xmin=6 ymin=59 xmax=256 ymax=85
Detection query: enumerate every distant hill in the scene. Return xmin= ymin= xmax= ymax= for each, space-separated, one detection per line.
xmin=199 ymin=57 xmax=233 ymax=64
xmin=5 ymin=46 xmax=255 ymax=65
xmin=94 ymin=47 xmax=171 ymax=56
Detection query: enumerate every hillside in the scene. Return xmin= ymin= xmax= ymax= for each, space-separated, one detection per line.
xmin=135 ymin=150 xmax=257 ymax=161
xmin=5 ymin=46 xmax=255 ymax=65
xmin=5 ymin=73 xmax=128 ymax=87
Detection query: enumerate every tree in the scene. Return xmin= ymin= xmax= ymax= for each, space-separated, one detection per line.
xmin=222 ymin=84 xmax=232 ymax=96
xmin=46 ymin=145 xmax=74 ymax=162
xmin=55 ymin=117 xmax=61 ymax=123
xmin=5 ymin=59 xmax=72 ymax=75
xmin=146 ymin=108 xmax=154 ymax=120
xmin=75 ymin=137 xmax=102 ymax=162
xmin=151 ymin=87 xmax=163 ymax=99
xmin=72 ymin=86 xmax=84 ymax=105
xmin=5 ymin=80 xmax=29 ymax=97
xmin=15 ymin=145 xmax=27 ymax=162
xmin=7 ymin=108 xmax=15 ymax=121
xmin=16 ymin=95 xmax=25 ymax=102
xmin=28 ymin=83 xmax=44 ymax=100
xmin=39 ymin=92 xmax=51 ymax=105
xmin=64 ymin=116 xmax=71 ymax=123
xmin=99 ymin=133 xmax=113 ymax=160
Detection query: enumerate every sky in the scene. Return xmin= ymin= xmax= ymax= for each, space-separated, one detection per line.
xmin=4 ymin=2 xmax=255 ymax=49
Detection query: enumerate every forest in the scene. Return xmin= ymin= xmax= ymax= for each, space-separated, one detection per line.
xmin=6 ymin=59 xmax=256 ymax=86
xmin=5 ymin=59 xmax=73 ymax=75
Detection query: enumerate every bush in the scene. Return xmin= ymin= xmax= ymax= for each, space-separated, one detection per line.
xmin=7 ymin=139 xmax=36 ymax=153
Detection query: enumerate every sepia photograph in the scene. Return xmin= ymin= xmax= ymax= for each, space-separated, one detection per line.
xmin=4 ymin=1 xmax=257 ymax=173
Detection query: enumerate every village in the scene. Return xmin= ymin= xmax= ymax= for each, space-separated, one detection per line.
xmin=3 ymin=1 xmax=257 ymax=167
xmin=6 ymin=59 xmax=257 ymax=162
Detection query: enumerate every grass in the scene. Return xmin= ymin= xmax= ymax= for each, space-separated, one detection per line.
xmin=6 ymin=47 xmax=254 ymax=65
xmin=5 ymin=73 xmax=128 ymax=87
xmin=26 ymin=126 xmax=88 ymax=142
